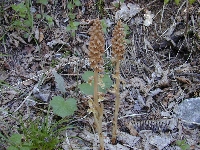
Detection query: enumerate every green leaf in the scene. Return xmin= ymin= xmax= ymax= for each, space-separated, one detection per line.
xmin=24 ymin=19 xmax=32 ymax=27
xmin=176 ymin=140 xmax=190 ymax=150
xmin=67 ymin=2 xmax=74 ymax=10
xmin=174 ymin=0 xmax=180 ymax=5
xmin=74 ymin=0 xmax=81 ymax=6
xmin=36 ymin=0 xmax=48 ymax=5
xmin=20 ymin=143 xmax=31 ymax=150
xmin=9 ymin=134 xmax=22 ymax=145
xmin=36 ymin=14 xmax=41 ymax=19
xmin=189 ymin=0 xmax=196 ymax=4
xmin=68 ymin=13 xmax=75 ymax=19
xmin=79 ymin=73 xmax=113 ymax=95
xmin=45 ymin=15 xmax=53 ymax=22
xmin=7 ymin=146 xmax=18 ymax=150
xmin=50 ymin=96 xmax=77 ymax=118
xmin=73 ymin=21 xmax=80 ymax=27
xmin=12 ymin=3 xmax=26 ymax=12
xmin=101 ymin=74 xmax=113 ymax=90
xmin=12 ymin=20 xmax=23 ymax=27
xmin=71 ymin=31 xmax=76 ymax=37
xmin=81 ymin=71 xmax=94 ymax=82
xmin=79 ymin=83 xmax=94 ymax=95
xmin=66 ymin=25 xmax=72 ymax=31
xmin=101 ymin=19 xmax=108 ymax=33
xmin=113 ymin=3 xmax=120 ymax=8
xmin=52 ymin=70 xmax=66 ymax=93
xmin=123 ymin=23 xmax=130 ymax=36
xmin=164 ymin=0 xmax=170 ymax=4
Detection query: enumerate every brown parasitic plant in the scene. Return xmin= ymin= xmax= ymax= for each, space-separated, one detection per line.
xmin=88 ymin=18 xmax=105 ymax=150
xmin=111 ymin=20 xmax=125 ymax=144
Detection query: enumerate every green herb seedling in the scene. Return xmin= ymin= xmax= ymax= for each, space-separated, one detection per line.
xmin=50 ymin=70 xmax=77 ymax=118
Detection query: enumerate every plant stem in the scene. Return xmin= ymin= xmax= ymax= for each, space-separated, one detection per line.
xmin=94 ymin=69 xmax=98 ymax=106
xmin=112 ymin=60 xmax=120 ymax=144
xmin=93 ymin=69 xmax=104 ymax=149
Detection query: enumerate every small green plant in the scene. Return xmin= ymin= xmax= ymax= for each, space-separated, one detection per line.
xmin=36 ymin=13 xmax=54 ymax=27
xmin=176 ymin=140 xmax=190 ymax=150
xmin=0 ymin=69 xmax=77 ymax=149
xmin=0 ymin=114 xmax=71 ymax=150
xmin=36 ymin=0 xmax=54 ymax=27
xmin=11 ymin=0 xmax=33 ymax=36
xmin=50 ymin=70 xmax=77 ymax=118
xmin=66 ymin=0 xmax=81 ymax=37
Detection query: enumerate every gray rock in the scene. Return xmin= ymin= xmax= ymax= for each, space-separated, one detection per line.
xmin=174 ymin=97 xmax=200 ymax=128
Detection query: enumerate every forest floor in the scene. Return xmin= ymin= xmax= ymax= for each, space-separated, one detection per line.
xmin=0 ymin=0 xmax=200 ymax=149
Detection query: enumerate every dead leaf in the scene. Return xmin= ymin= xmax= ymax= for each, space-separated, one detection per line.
xmin=35 ymin=28 xmax=44 ymax=42
xmin=175 ymin=76 xmax=192 ymax=85
xmin=23 ymin=79 xmax=34 ymax=86
xmin=10 ymin=33 xmax=27 ymax=44
xmin=35 ymin=28 xmax=39 ymax=40
xmin=174 ymin=63 xmax=191 ymax=73
xmin=125 ymin=121 xmax=138 ymax=136
xmin=39 ymin=29 xmax=44 ymax=42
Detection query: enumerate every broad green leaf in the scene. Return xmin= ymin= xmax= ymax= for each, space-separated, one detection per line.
xmin=36 ymin=14 xmax=41 ymax=19
xmin=50 ymin=96 xmax=77 ymax=118
xmin=73 ymin=21 xmax=80 ymax=26
xmin=24 ymin=19 xmax=32 ymax=27
xmin=20 ymin=145 xmax=32 ymax=150
xmin=66 ymin=25 xmax=72 ymax=31
xmin=36 ymin=0 xmax=48 ymax=5
xmin=7 ymin=146 xmax=18 ymax=150
xmin=12 ymin=3 xmax=26 ymax=13
xmin=174 ymin=0 xmax=180 ymax=5
xmin=101 ymin=74 xmax=113 ymax=89
xmin=79 ymin=73 xmax=113 ymax=95
xmin=45 ymin=15 xmax=53 ymax=22
xmin=176 ymin=140 xmax=190 ymax=150
xmin=79 ymin=83 xmax=94 ymax=95
xmin=82 ymin=71 xmax=94 ymax=82
xmin=68 ymin=13 xmax=75 ymax=19
xmin=12 ymin=20 xmax=23 ymax=27
xmin=9 ymin=134 xmax=22 ymax=145
xmin=67 ymin=2 xmax=74 ymax=10
xmin=164 ymin=0 xmax=170 ymax=4
xmin=74 ymin=0 xmax=81 ymax=6
xmin=52 ymin=70 xmax=66 ymax=93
